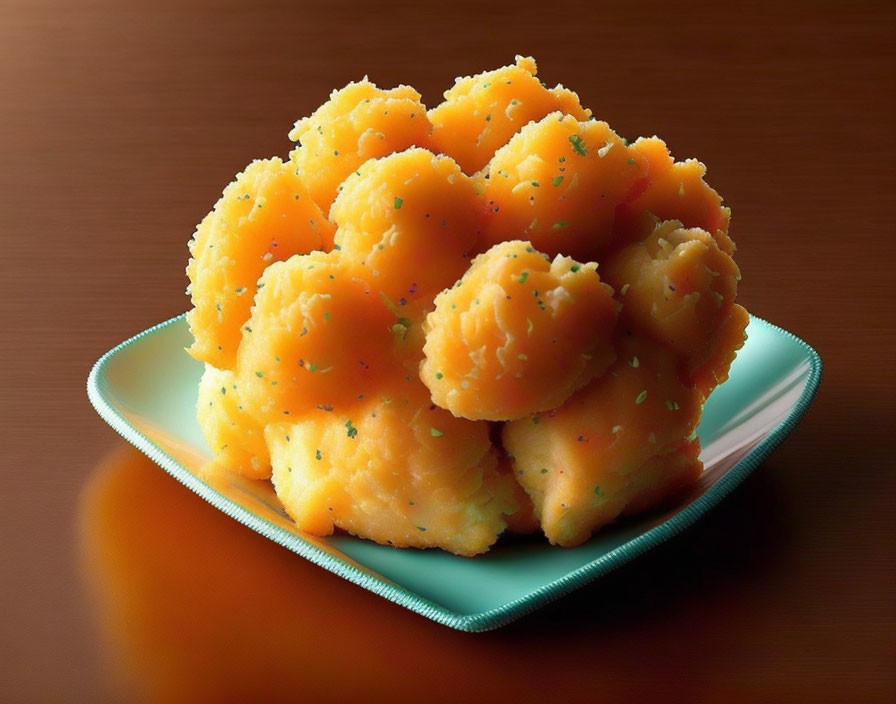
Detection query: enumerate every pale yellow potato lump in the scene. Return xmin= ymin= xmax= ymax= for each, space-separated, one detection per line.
xmin=266 ymin=381 xmax=520 ymax=556
xmin=197 ymin=364 xmax=271 ymax=480
xmin=503 ymin=336 xmax=703 ymax=547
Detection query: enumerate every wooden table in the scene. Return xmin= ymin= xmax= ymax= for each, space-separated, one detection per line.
xmin=2 ymin=1 xmax=893 ymax=700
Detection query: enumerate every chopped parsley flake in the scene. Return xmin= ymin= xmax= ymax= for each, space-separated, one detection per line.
xmin=255 ymin=371 xmax=264 ymax=378
xmin=570 ymin=264 xmax=580 ymax=273
xmin=392 ymin=320 xmax=410 ymax=339
xmin=635 ymin=390 xmax=648 ymax=404
xmin=552 ymin=221 xmax=569 ymax=229
xmin=435 ymin=372 xmax=443 ymax=380
xmin=518 ymin=271 xmax=529 ymax=284
xmin=345 ymin=420 xmax=358 ymax=439
xmin=552 ymin=176 xmax=564 ymax=187
xmin=630 ymin=356 xmax=640 ymax=368
xmin=315 ymin=449 xmax=322 ymax=460
xmin=517 ymin=353 xmax=528 ymax=361
xmin=430 ymin=427 xmax=444 ymax=437
xmin=569 ymin=134 xmax=588 ymax=156
xmin=394 ymin=196 xmax=403 ymax=210
xmin=594 ymin=485 xmax=604 ymax=496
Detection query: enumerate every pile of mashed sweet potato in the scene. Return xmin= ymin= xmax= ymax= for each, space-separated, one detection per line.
xmin=186 ymin=56 xmax=748 ymax=556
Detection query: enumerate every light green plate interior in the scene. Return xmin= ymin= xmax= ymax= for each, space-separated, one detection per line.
xmin=87 ymin=314 xmax=821 ymax=631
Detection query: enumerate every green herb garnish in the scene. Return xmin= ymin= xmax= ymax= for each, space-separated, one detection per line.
xmin=569 ymin=134 xmax=588 ymax=156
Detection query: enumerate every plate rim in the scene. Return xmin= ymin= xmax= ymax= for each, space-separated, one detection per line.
xmin=86 ymin=313 xmax=822 ymax=632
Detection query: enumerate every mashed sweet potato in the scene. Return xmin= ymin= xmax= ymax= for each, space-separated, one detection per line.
xmin=428 ymin=56 xmax=590 ymax=175
xmin=502 ymin=335 xmax=703 ymax=547
xmin=186 ymin=158 xmax=333 ymax=369
xmin=481 ymin=113 xmax=648 ymax=262
xmin=186 ymin=56 xmax=748 ymax=555
xmin=266 ymin=379 xmax=521 ymax=556
xmin=420 ymin=240 xmax=618 ymax=421
xmin=288 ymin=80 xmax=432 ymax=215
xmin=331 ymin=148 xmax=483 ymax=304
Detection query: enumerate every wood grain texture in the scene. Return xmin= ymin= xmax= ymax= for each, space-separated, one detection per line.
xmin=1 ymin=0 xmax=893 ymax=700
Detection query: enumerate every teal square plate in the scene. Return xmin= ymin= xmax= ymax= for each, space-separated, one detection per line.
xmin=87 ymin=314 xmax=821 ymax=632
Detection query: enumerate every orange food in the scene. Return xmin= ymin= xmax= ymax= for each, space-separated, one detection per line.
xmin=615 ymin=136 xmax=733 ymax=254
xmin=421 ymin=240 xmax=618 ymax=421
xmin=185 ymin=57 xmax=748 ymax=555
xmin=186 ymin=158 xmax=333 ymax=369
xmin=602 ymin=218 xmax=748 ymax=397
xmin=481 ymin=114 xmax=648 ymax=262
xmin=266 ymin=380 xmax=520 ymax=556
xmin=428 ymin=55 xmax=590 ymax=175
xmin=235 ymin=251 xmax=397 ymax=424
xmin=196 ymin=364 xmax=270 ymax=479
xmin=331 ymin=148 xmax=483 ymax=304
xmin=288 ymin=80 xmax=432 ymax=215
xmin=503 ymin=336 xmax=703 ymax=547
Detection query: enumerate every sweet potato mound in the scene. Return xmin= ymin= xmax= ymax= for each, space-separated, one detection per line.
xmin=420 ymin=240 xmax=619 ymax=421
xmin=186 ymin=56 xmax=748 ymax=554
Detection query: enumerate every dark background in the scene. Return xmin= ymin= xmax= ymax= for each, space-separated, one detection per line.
xmin=1 ymin=0 xmax=894 ymax=700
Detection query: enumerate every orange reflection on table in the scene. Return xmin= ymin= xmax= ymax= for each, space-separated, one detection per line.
xmin=79 ymin=444 xmax=794 ymax=703
xmin=79 ymin=446 xmax=546 ymax=701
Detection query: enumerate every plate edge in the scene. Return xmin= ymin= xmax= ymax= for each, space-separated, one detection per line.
xmin=86 ymin=313 xmax=823 ymax=633
xmin=460 ymin=316 xmax=824 ymax=631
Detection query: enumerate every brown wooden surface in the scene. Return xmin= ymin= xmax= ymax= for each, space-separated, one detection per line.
xmin=1 ymin=0 xmax=894 ymax=701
